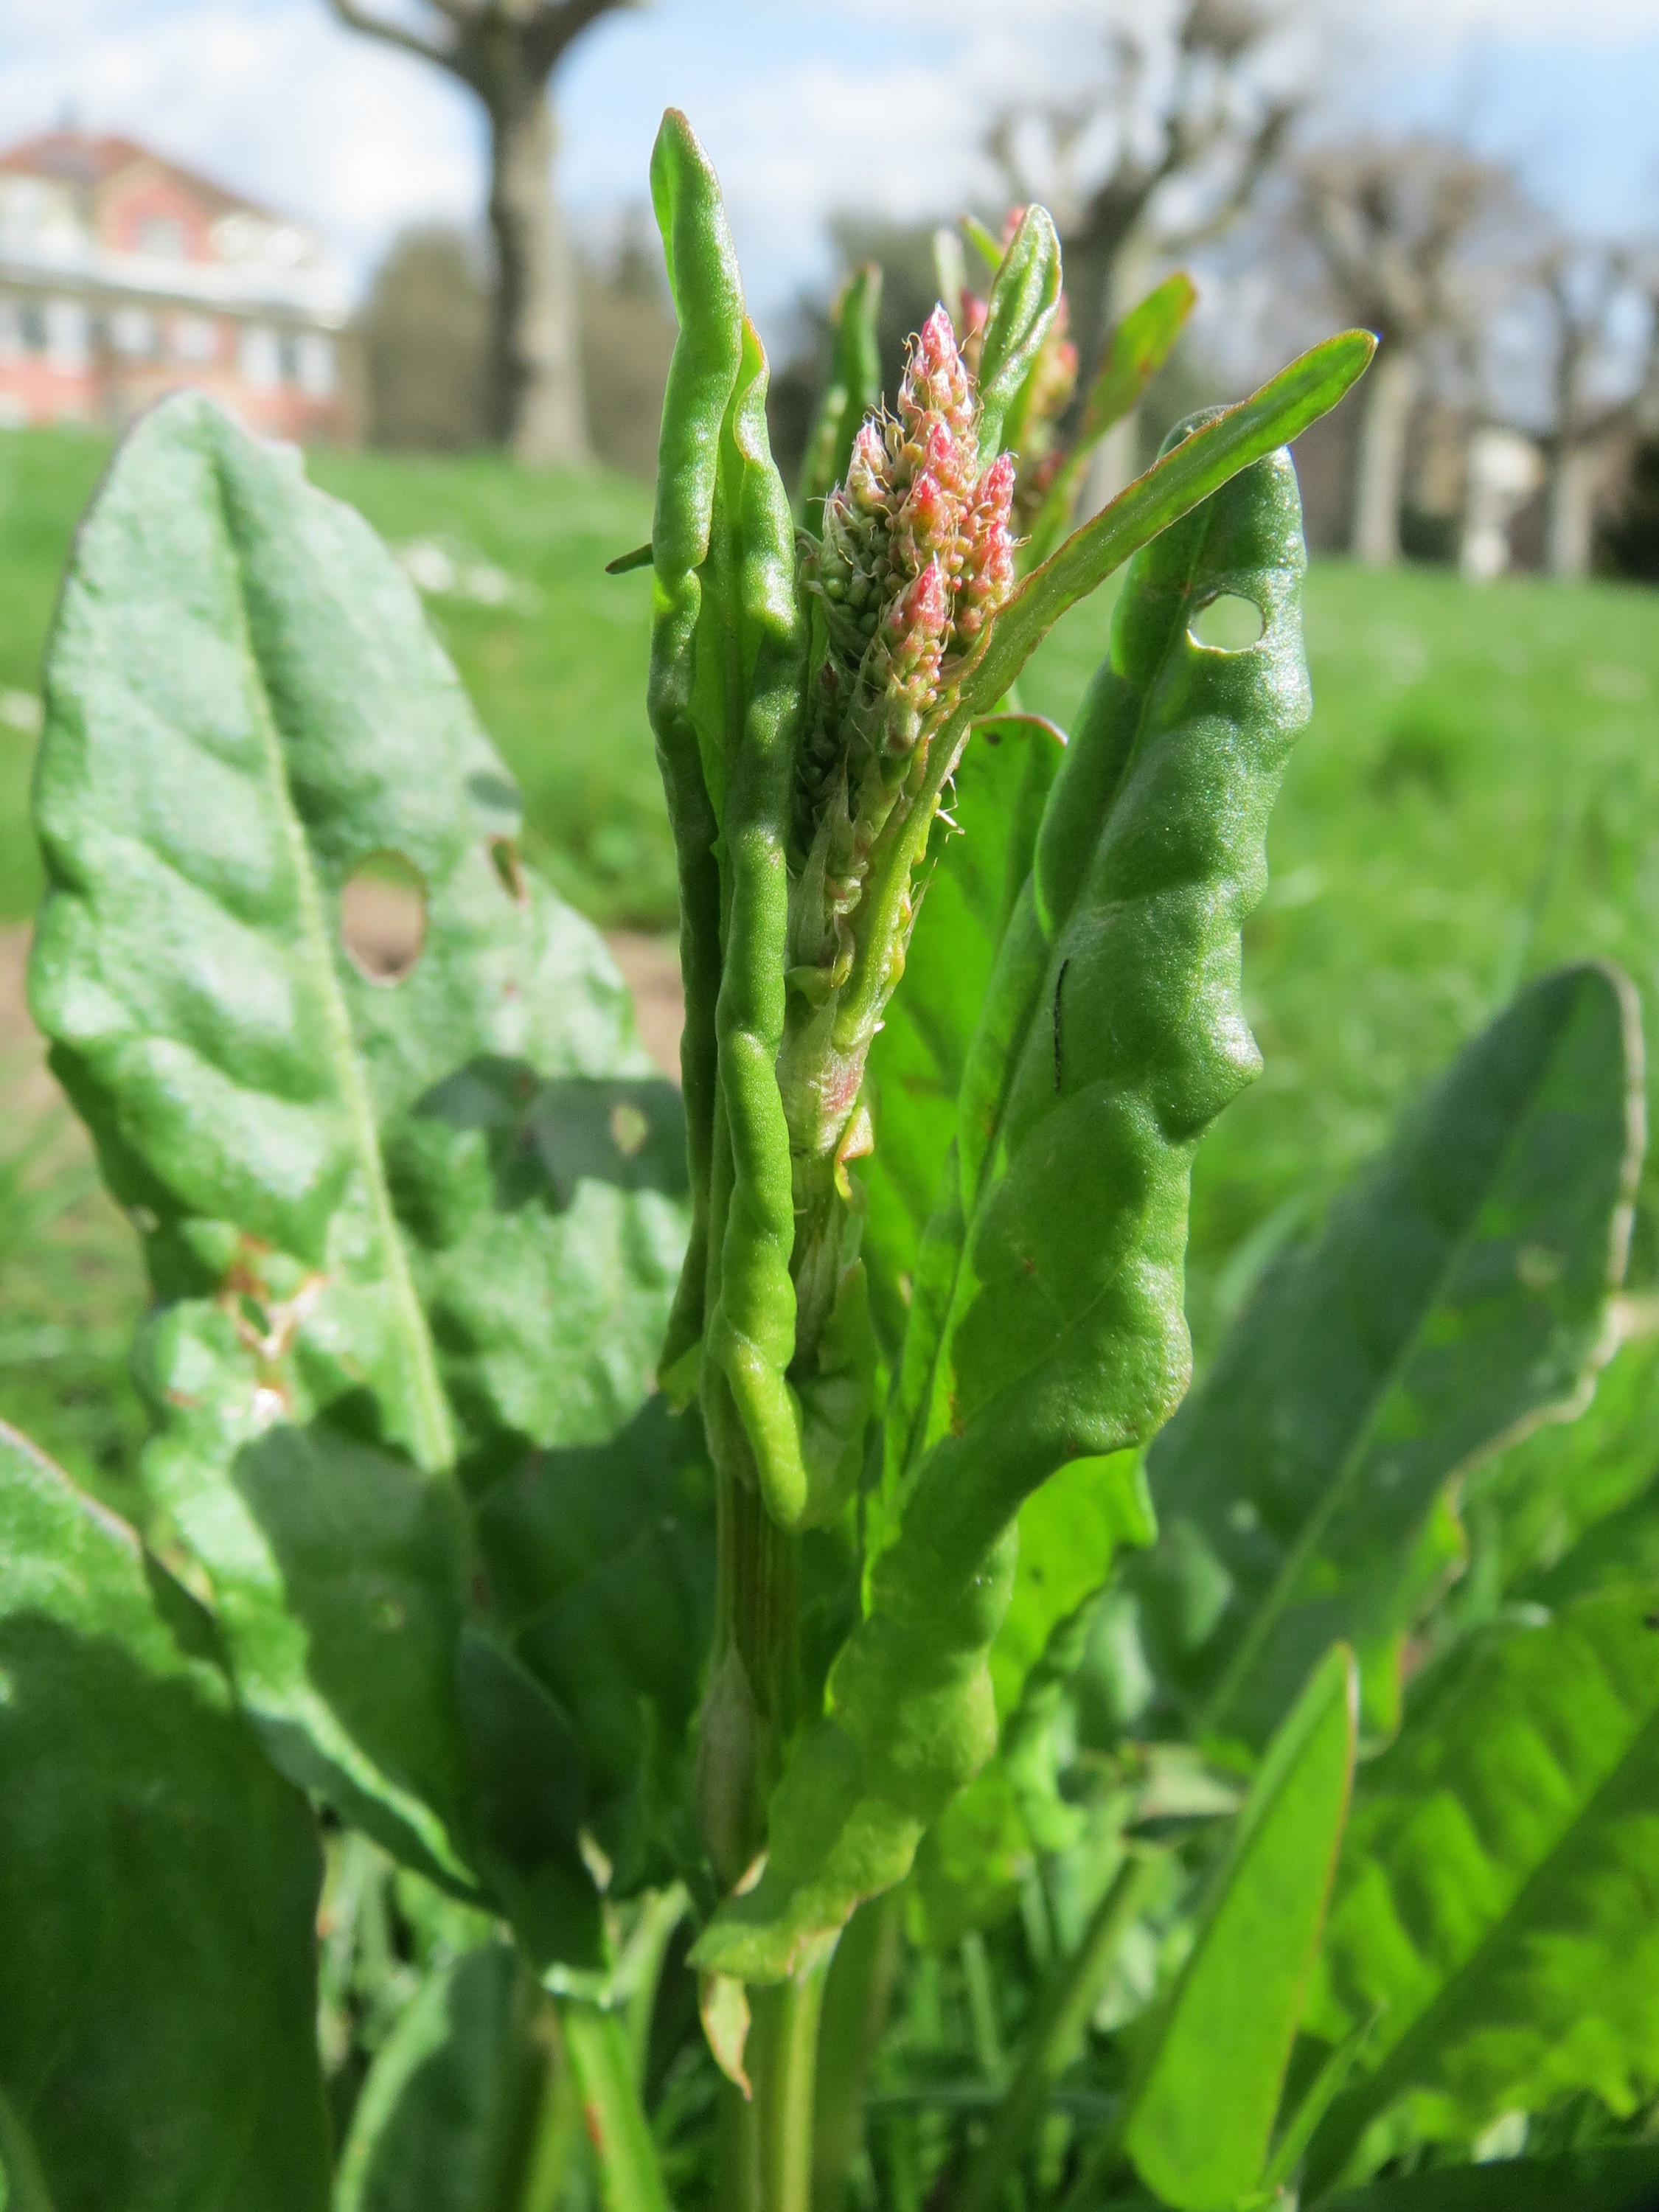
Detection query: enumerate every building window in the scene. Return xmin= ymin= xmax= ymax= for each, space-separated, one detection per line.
xmin=110 ymin=307 xmax=156 ymax=358
xmin=18 ymin=300 xmax=46 ymax=354
xmin=46 ymin=299 xmax=88 ymax=372
xmin=139 ymin=214 xmax=187 ymax=261
xmin=171 ymin=315 xmax=218 ymax=364
xmin=240 ymin=324 xmax=281 ymax=390
xmin=296 ymin=333 xmax=335 ymax=397
xmin=0 ymin=300 xmax=20 ymax=361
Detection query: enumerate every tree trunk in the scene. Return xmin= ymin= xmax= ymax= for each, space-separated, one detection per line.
xmin=1350 ymin=343 xmax=1419 ymax=566
xmin=486 ymin=88 xmax=588 ymax=466
xmin=1545 ymin=442 xmax=1603 ymax=579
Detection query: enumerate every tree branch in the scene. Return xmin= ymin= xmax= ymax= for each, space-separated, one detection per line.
xmin=324 ymin=0 xmax=458 ymax=70
xmin=525 ymin=0 xmax=636 ymax=77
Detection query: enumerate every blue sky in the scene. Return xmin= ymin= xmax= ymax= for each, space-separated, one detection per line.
xmin=4 ymin=0 xmax=1659 ymax=342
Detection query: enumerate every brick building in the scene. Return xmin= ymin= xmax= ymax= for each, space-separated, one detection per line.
xmin=0 ymin=129 xmax=353 ymax=441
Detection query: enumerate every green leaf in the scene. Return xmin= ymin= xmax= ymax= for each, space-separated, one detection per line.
xmin=0 ymin=1422 xmax=329 ymax=2211
xmin=990 ymin=1448 xmax=1156 ymax=1722
xmin=861 ymin=712 xmax=1064 ymax=1356
xmin=974 ymin=203 xmax=1064 ymax=470
xmin=695 ymin=430 xmax=1315 ymax=1981
xmin=1135 ymin=962 xmax=1645 ymax=1753
xmin=1119 ymin=1644 xmax=1358 ymax=2212
xmin=478 ymin=1397 xmax=714 ymax=1893
xmin=796 ymin=262 xmax=883 ymax=532
xmin=647 ymin=103 xmax=745 ymax=1382
xmin=1023 ymin=273 xmax=1198 ymax=571
xmin=336 ymin=1943 xmax=572 ymax=2212
xmin=963 ymin=329 xmax=1374 ymax=720
xmin=1310 ymin=2146 xmax=1659 ymax=2212
xmin=29 ymin=390 xmax=683 ymax=1888
xmin=695 ymin=315 xmax=816 ymax=1526
xmin=1466 ymin=1329 xmax=1659 ymax=1610
xmin=1302 ymin=1589 xmax=1659 ymax=2191
xmin=911 ymin=1461 xmax=1161 ymax=1950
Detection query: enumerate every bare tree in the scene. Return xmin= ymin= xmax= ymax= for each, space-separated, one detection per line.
xmin=1531 ymin=244 xmax=1657 ymax=578
xmin=989 ymin=1 xmax=1302 ymax=390
xmin=327 ymin=0 xmax=635 ymax=465
xmin=1298 ymin=139 xmax=1519 ymax=566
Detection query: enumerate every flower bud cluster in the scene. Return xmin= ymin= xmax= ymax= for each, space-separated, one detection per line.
xmin=793 ymin=307 xmax=1015 ymax=961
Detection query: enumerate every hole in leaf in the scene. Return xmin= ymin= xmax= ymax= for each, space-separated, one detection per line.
xmin=611 ymin=1102 xmax=650 ymax=1158
xmin=1189 ymin=594 xmax=1264 ymax=651
xmin=342 ymin=852 xmax=426 ymax=984
xmin=490 ymin=835 xmax=527 ymax=902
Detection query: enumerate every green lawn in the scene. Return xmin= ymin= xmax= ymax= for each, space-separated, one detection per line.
xmin=3 ymin=421 xmax=1658 ymax=1485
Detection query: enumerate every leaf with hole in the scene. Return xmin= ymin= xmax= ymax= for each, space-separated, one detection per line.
xmin=696 ymin=428 xmax=1315 ymax=1981
xmin=0 ymin=1421 xmax=330 ymax=2211
xmin=29 ymin=392 xmax=686 ymax=1887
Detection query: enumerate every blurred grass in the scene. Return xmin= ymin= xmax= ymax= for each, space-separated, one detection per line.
xmin=3 ymin=422 xmax=1659 ymax=1484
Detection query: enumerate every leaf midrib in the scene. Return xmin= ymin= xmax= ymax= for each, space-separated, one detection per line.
xmin=211 ymin=441 xmax=453 ymax=1478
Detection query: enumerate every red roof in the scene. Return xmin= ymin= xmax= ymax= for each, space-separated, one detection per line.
xmin=0 ymin=130 xmax=269 ymax=220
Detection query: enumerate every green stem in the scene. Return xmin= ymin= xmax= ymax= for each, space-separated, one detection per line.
xmin=514 ymin=2002 xmax=582 ymax=2212
xmin=812 ymin=1889 xmax=906 ymax=2212
xmin=959 ymin=1849 xmax=1161 ymax=2212
xmin=560 ymin=2000 xmax=673 ymax=2212
xmin=700 ymin=1456 xmax=799 ymax=1888
xmin=720 ymin=1964 xmax=832 ymax=2212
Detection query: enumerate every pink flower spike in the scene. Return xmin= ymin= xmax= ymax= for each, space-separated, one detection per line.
xmin=916 ymin=304 xmax=958 ymax=375
xmin=892 ymin=556 xmax=949 ymax=647
xmin=978 ymin=450 xmax=1016 ymax=525
xmin=846 ymin=420 xmax=888 ymax=514
xmin=895 ymin=467 xmax=956 ymax=570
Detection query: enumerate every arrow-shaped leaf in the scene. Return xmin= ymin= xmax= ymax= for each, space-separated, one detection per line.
xmin=1135 ymin=962 xmax=1644 ymax=1752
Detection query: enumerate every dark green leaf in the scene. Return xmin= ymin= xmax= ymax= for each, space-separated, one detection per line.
xmin=0 ymin=1422 xmax=329 ymax=2211
xmin=1303 ymin=1589 xmax=1659 ymax=2191
xmin=1311 ymin=2146 xmax=1659 ymax=2212
xmin=1135 ymin=963 xmax=1644 ymax=1752
xmin=479 ymin=1397 xmax=715 ymax=1893
xmin=1120 ymin=1644 xmax=1357 ymax=2212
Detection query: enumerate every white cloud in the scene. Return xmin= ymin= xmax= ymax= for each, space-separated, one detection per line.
xmin=4 ymin=0 xmax=1658 ymax=330
xmin=1 ymin=0 xmax=479 ymax=274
